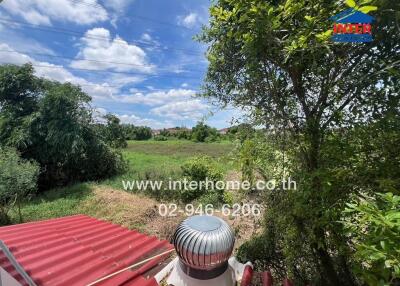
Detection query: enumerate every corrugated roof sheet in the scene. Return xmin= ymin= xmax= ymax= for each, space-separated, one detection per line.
xmin=0 ymin=215 xmax=173 ymax=286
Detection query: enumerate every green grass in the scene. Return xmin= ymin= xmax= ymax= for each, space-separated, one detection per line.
xmin=9 ymin=139 xmax=236 ymax=224
xmin=102 ymin=140 xmax=235 ymax=190
xmin=126 ymin=140 xmax=234 ymax=158
xmin=9 ymin=183 xmax=93 ymax=223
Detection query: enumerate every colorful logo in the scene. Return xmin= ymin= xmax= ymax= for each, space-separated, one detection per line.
xmin=330 ymin=8 xmax=374 ymax=43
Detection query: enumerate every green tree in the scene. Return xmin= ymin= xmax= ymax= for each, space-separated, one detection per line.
xmin=0 ymin=148 xmax=39 ymax=225
xmin=103 ymin=114 xmax=127 ymax=148
xmin=0 ymin=64 xmax=39 ymax=149
xmin=0 ymin=64 xmax=125 ymax=189
xmin=200 ymin=0 xmax=399 ymax=284
xmin=191 ymin=122 xmax=218 ymax=142
xmin=123 ymin=125 xmax=152 ymax=140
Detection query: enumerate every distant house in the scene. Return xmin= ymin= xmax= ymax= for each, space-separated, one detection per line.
xmin=152 ymin=129 xmax=161 ymax=135
xmin=218 ymin=128 xmax=230 ymax=135
xmin=167 ymin=127 xmax=191 ymax=134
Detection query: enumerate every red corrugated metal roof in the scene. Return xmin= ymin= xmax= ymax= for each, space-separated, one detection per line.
xmin=0 ymin=215 xmax=173 ymax=286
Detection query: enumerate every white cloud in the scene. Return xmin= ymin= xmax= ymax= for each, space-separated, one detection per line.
xmin=119 ymin=88 xmax=197 ymax=106
xmin=0 ymin=43 xmax=117 ymax=101
xmin=118 ymin=114 xmax=173 ymax=129
xmin=141 ymin=33 xmax=152 ymax=42
xmin=178 ymin=12 xmax=199 ymax=28
xmin=103 ymin=0 xmax=134 ymax=12
xmin=70 ymin=28 xmax=155 ymax=73
xmin=151 ymin=99 xmax=209 ymax=120
xmin=1 ymin=0 xmax=108 ymax=25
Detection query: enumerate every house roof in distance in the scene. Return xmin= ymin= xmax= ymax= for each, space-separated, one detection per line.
xmin=0 ymin=215 xmax=172 ymax=286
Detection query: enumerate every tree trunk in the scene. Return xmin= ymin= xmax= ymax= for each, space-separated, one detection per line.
xmin=305 ymin=123 xmax=345 ymax=286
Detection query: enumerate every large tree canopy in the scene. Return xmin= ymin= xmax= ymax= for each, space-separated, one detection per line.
xmin=200 ymin=0 xmax=399 ymax=285
xmin=0 ymin=64 xmax=126 ymax=189
xmin=200 ymin=0 xmax=399 ymax=139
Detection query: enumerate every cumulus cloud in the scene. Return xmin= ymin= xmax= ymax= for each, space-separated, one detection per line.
xmin=0 ymin=43 xmax=118 ymax=101
xmin=150 ymin=99 xmax=209 ymax=120
xmin=70 ymin=28 xmax=155 ymax=73
xmin=178 ymin=12 xmax=199 ymax=28
xmin=118 ymin=114 xmax=173 ymax=129
xmin=119 ymin=88 xmax=197 ymax=106
xmin=103 ymin=0 xmax=135 ymax=12
xmin=1 ymin=0 xmax=108 ymax=25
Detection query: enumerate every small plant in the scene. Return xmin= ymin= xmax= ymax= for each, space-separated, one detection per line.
xmin=222 ymin=191 xmax=235 ymax=205
xmin=154 ymin=135 xmax=168 ymax=141
xmin=343 ymin=192 xmax=400 ymax=285
xmin=197 ymin=191 xmax=221 ymax=206
xmin=180 ymin=156 xmax=224 ymax=202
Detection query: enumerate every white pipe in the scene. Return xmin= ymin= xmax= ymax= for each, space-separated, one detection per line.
xmin=154 ymin=257 xmax=178 ymax=284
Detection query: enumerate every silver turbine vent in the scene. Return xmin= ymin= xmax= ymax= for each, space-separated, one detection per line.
xmin=172 ymin=215 xmax=235 ymax=280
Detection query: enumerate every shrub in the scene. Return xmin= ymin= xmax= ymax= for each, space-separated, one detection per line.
xmin=136 ymin=169 xmax=181 ymax=201
xmin=123 ymin=125 xmax=152 ymax=140
xmin=154 ymin=135 xmax=168 ymax=141
xmin=180 ymin=156 xmax=224 ymax=202
xmin=222 ymin=191 xmax=235 ymax=204
xmin=197 ymin=191 xmax=221 ymax=206
xmin=103 ymin=114 xmax=127 ymax=148
xmin=0 ymin=148 xmax=39 ymax=225
xmin=343 ymin=193 xmax=400 ymax=285
xmin=191 ymin=122 xmax=219 ymax=142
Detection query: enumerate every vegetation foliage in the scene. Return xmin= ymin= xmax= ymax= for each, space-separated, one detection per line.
xmin=0 ymin=147 xmax=39 ymax=224
xmin=343 ymin=193 xmax=400 ymax=286
xmin=200 ymin=0 xmax=399 ymax=285
xmin=181 ymin=156 xmax=224 ymax=202
xmin=0 ymin=64 xmax=126 ymax=191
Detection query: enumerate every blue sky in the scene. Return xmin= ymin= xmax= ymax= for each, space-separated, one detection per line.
xmin=0 ymin=0 xmax=245 ymax=129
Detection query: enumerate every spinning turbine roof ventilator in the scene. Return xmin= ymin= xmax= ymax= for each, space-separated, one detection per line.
xmin=155 ymin=215 xmax=253 ymax=286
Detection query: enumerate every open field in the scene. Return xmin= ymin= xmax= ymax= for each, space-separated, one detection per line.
xmin=12 ymin=141 xmax=239 ymax=217
xmin=102 ymin=140 xmax=235 ymax=190
xmin=8 ymin=140 xmax=261 ymax=249
xmin=126 ymin=140 xmax=234 ymax=158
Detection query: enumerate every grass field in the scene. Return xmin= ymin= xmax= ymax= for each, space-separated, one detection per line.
xmin=10 ymin=140 xmax=236 ymax=225
xmin=102 ymin=140 xmax=235 ymax=189
xmin=126 ymin=140 xmax=234 ymax=158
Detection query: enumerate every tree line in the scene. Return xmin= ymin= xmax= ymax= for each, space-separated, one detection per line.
xmin=0 ymin=64 xmax=128 ymax=223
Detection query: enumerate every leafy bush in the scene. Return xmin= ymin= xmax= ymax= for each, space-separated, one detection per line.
xmin=180 ymin=156 xmax=223 ymax=202
xmin=0 ymin=148 xmax=39 ymax=224
xmin=176 ymin=129 xmax=192 ymax=140
xmin=197 ymin=191 xmax=221 ymax=206
xmin=102 ymin=114 xmax=127 ymax=148
xmin=136 ymin=169 xmax=181 ymax=201
xmin=343 ymin=193 xmax=400 ymax=286
xmin=123 ymin=125 xmax=152 ymax=140
xmin=227 ymin=124 xmax=255 ymax=142
xmin=0 ymin=64 xmax=126 ymax=189
xmin=222 ymin=191 xmax=235 ymax=204
xmin=154 ymin=135 xmax=168 ymax=141
xmin=191 ymin=122 xmax=219 ymax=142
